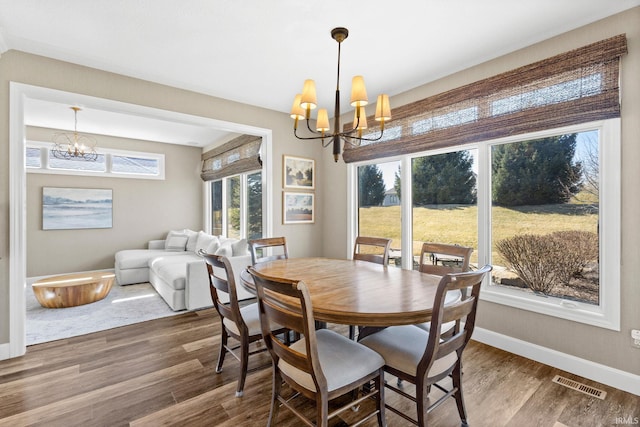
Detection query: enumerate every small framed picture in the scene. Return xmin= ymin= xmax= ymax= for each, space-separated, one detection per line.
xmin=283 ymin=192 xmax=314 ymax=224
xmin=283 ymin=155 xmax=315 ymax=189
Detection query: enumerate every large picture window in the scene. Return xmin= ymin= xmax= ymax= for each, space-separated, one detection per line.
xmin=352 ymin=119 xmax=620 ymax=330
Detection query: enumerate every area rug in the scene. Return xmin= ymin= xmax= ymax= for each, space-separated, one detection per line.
xmin=26 ymin=282 xmax=180 ymax=345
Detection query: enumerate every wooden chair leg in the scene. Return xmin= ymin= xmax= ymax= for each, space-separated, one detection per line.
xmin=452 ymin=364 xmax=468 ymax=425
xmin=216 ymin=330 xmax=228 ymax=373
xmin=236 ymin=338 xmax=249 ymax=397
xmin=267 ymin=370 xmax=282 ymax=427
xmin=375 ymin=371 xmax=387 ymax=427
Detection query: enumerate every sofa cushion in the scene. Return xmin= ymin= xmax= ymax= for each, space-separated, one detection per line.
xmin=116 ymin=249 xmax=178 ymax=270
xmin=149 ymin=254 xmax=200 ymax=291
xmin=195 ymin=231 xmax=217 ymax=254
xmin=184 ymin=229 xmax=199 ymax=252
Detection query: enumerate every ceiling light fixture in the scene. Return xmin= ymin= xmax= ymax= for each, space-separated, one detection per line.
xmin=51 ymin=106 xmax=98 ymax=161
xmin=290 ymin=27 xmax=391 ymax=162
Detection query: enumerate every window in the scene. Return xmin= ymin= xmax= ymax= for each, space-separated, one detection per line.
xmin=352 ymin=119 xmax=620 ymax=330
xmin=411 ymin=149 xmax=478 ymax=270
xmin=210 ymin=170 xmax=263 ymax=239
xmin=480 ymin=120 xmax=619 ymax=330
xmin=26 ymin=141 xmax=165 ymax=180
xmin=356 ymin=160 xmax=401 ymax=266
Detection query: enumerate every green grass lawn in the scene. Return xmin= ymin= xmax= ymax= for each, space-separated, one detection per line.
xmin=359 ymin=203 xmax=598 ymax=267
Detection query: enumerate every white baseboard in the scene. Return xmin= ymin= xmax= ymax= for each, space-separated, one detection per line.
xmin=472 ymin=327 xmax=640 ymax=397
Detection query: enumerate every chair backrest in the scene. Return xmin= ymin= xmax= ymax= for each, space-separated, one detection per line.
xmin=248 ymin=266 xmax=328 ymax=391
xmin=248 ymin=237 xmax=289 ymax=265
xmin=353 ymin=236 xmax=392 ymax=266
xmin=202 ymin=253 xmax=246 ymax=335
xmin=418 ymin=265 xmax=492 ymax=382
xmin=419 ymin=242 xmax=473 ymax=276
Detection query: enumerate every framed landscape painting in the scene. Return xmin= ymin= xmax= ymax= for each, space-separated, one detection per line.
xmin=43 ymin=187 xmax=113 ymax=230
xmin=283 ymin=192 xmax=314 ymax=224
xmin=283 ymin=155 xmax=315 ymax=189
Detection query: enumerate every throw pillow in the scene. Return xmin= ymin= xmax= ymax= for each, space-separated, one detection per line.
xmin=165 ymin=230 xmax=186 ymax=250
xmin=184 ymin=229 xmax=199 ymax=252
xmin=231 ymin=238 xmax=248 ymax=256
xmin=206 ymin=238 xmax=220 ymax=254
xmin=166 ymin=235 xmax=188 ymax=252
xmin=216 ymin=243 xmax=233 ymax=258
xmin=195 ymin=231 xmax=217 ymax=254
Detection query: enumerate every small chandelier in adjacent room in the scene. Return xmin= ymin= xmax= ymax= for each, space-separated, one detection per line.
xmin=290 ymin=27 xmax=391 ymax=162
xmin=51 ymin=106 xmax=98 ymax=161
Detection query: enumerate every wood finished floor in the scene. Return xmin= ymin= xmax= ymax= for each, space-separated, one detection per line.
xmin=0 ymin=308 xmax=638 ymax=427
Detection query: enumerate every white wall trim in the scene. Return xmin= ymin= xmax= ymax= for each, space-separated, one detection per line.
xmin=472 ymin=327 xmax=640 ymax=397
xmin=6 ymin=82 xmax=273 ymax=361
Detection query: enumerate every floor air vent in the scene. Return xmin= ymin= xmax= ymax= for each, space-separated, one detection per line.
xmin=552 ymin=375 xmax=607 ymax=400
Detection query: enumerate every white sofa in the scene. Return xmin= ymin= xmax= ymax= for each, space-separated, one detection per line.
xmin=115 ymin=230 xmax=253 ymax=311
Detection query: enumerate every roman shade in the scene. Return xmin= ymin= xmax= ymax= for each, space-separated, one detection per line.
xmin=201 ymin=135 xmax=262 ymax=181
xmin=343 ymin=34 xmax=627 ymax=163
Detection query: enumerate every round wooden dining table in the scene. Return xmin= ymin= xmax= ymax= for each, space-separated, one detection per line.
xmin=240 ymin=257 xmax=454 ymax=327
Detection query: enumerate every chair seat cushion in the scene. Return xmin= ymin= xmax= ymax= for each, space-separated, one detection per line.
xmin=116 ymin=249 xmax=180 ymax=270
xmin=279 ymin=329 xmax=384 ymax=393
xmin=223 ymin=303 xmax=262 ymax=337
xmin=359 ymin=325 xmax=458 ymax=378
xmin=223 ymin=303 xmax=283 ymax=337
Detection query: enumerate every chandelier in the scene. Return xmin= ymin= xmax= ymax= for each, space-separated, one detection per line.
xmin=290 ymin=27 xmax=391 ymax=162
xmin=51 ymin=106 xmax=98 ymax=161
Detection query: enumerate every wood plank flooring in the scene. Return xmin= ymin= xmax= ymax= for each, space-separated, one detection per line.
xmin=0 ymin=308 xmax=638 ymax=426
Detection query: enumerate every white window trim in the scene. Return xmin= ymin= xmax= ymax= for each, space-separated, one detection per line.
xmin=26 ymin=140 xmax=165 ymax=180
xmin=479 ymin=119 xmax=620 ymax=331
xmin=348 ymin=118 xmax=620 ymax=331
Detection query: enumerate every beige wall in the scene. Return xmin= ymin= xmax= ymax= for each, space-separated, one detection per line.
xmin=2 ymin=7 xmax=639 ymax=379
xmin=322 ymin=7 xmax=640 ymax=375
xmin=0 ymin=50 xmax=324 ymax=344
xmin=25 ymin=127 xmax=203 ymax=277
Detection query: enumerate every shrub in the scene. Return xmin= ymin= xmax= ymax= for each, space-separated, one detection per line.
xmin=496 ymin=230 xmax=599 ymax=294
xmin=496 ymin=234 xmax=564 ymax=294
xmin=550 ymin=230 xmax=598 ymax=285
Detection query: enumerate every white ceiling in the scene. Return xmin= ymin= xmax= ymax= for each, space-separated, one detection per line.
xmin=1 ymin=0 xmax=638 ymax=147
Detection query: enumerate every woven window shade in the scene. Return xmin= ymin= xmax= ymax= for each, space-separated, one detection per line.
xmin=201 ymin=135 xmax=262 ymax=181
xmin=343 ymin=34 xmax=627 ymax=163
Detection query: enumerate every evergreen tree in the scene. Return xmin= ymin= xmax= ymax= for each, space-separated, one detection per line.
xmin=358 ymin=164 xmax=387 ymax=207
xmin=492 ymin=134 xmax=582 ymax=206
xmin=411 ymin=151 xmax=476 ymax=205
xmin=247 ymin=172 xmax=262 ymax=239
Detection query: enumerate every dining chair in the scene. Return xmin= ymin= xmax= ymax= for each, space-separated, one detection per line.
xmin=416 ymin=242 xmax=473 ymax=335
xmin=350 ymin=236 xmax=392 ymax=339
xmin=358 ymin=265 xmax=492 ymax=427
xmin=203 ymin=253 xmax=287 ymax=397
xmin=418 ymin=242 xmax=473 ymax=277
xmin=353 ymin=236 xmax=392 ymax=266
xmin=248 ymin=266 xmax=387 ymax=427
xmin=248 ymin=236 xmax=289 ymax=265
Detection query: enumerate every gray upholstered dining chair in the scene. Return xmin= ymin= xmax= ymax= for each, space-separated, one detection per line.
xmin=203 ymin=253 xmax=287 ymax=397
xmin=248 ymin=236 xmax=289 ymax=265
xmin=248 ymin=266 xmax=387 ymax=427
xmin=358 ymin=265 xmax=492 ymax=427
